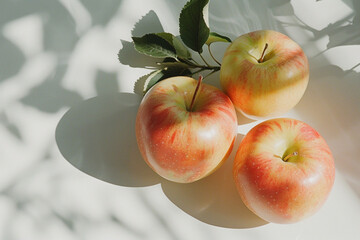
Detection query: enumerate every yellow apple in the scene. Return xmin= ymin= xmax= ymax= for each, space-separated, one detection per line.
xmin=220 ymin=30 xmax=309 ymax=118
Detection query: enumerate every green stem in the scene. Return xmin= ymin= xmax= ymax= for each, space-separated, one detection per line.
xmin=180 ymin=58 xmax=220 ymax=71
xmin=208 ymin=45 xmax=221 ymax=66
xmin=191 ymin=68 xmax=207 ymax=76
xmin=199 ymin=53 xmax=211 ymax=67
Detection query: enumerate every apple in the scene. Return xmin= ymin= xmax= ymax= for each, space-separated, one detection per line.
xmin=220 ymin=30 xmax=309 ymax=118
xmin=136 ymin=76 xmax=237 ymax=183
xmin=233 ymin=118 xmax=335 ymax=223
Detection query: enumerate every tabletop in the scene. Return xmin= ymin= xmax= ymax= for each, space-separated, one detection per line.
xmin=1 ymin=0 xmax=360 ymax=239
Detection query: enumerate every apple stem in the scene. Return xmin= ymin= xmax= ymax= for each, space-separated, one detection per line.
xmin=258 ymin=43 xmax=269 ymax=63
xmin=283 ymin=151 xmax=298 ymax=162
xmin=189 ymin=75 xmax=203 ymax=112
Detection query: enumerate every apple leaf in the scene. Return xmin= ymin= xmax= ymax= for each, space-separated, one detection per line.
xmin=126 ymin=0 xmax=225 ymax=92
xmin=144 ymin=59 xmax=192 ymax=92
xmin=157 ymin=60 xmax=189 ymax=69
xmin=155 ymin=32 xmax=191 ymax=59
xmin=179 ymin=0 xmax=210 ymax=53
xmin=144 ymin=69 xmax=165 ymax=92
xmin=206 ymin=32 xmax=232 ymax=46
xmin=132 ymin=34 xmax=177 ymax=59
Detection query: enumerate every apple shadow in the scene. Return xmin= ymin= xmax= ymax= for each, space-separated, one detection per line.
xmin=294 ymin=62 xmax=360 ymax=196
xmin=55 ymin=90 xmax=266 ymax=228
xmin=55 ymin=92 xmax=162 ymax=187
xmin=161 ymin=134 xmax=268 ymax=228
xmin=236 ymin=111 xmax=257 ymax=126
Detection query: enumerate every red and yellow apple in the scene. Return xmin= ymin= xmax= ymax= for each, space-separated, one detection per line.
xmin=220 ymin=30 xmax=309 ymax=118
xmin=136 ymin=76 xmax=237 ymax=183
xmin=233 ymin=118 xmax=335 ymax=223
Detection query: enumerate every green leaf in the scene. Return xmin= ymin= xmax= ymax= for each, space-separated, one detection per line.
xmin=145 ymin=69 xmax=165 ymax=92
xmin=155 ymin=33 xmax=191 ymax=59
xmin=179 ymin=0 xmax=210 ymax=53
xmin=157 ymin=61 xmax=190 ymax=69
xmin=144 ymin=60 xmax=192 ymax=92
xmin=132 ymin=34 xmax=177 ymax=58
xmin=155 ymin=32 xmax=174 ymax=45
xmin=206 ymin=32 xmax=232 ymax=46
xmin=173 ymin=36 xmax=192 ymax=59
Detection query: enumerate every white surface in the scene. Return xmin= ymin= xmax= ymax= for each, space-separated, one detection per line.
xmin=1 ymin=0 xmax=360 ymax=239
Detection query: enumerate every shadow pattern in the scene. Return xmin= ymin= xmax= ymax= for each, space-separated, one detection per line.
xmin=1 ymin=0 xmax=360 ymax=239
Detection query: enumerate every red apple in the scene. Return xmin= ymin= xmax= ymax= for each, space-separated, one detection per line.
xmin=136 ymin=76 xmax=237 ymax=183
xmin=233 ymin=118 xmax=335 ymax=223
xmin=220 ymin=30 xmax=309 ymax=118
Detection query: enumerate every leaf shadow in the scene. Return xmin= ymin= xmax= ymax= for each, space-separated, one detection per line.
xmin=0 ymin=112 xmax=22 ymax=140
xmin=0 ymin=35 xmax=25 ymax=82
xmin=133 ymin=72 xmax=151 ymax=96
xmin=0 ymin=0 xmax=78 ymax=53
xmin=81 ymin=0 xmax=123 ymax=26
xmin=131 ymin=10 xmax=165 ymax=37
xmin=118 ymin=40 xmax=158 ymax=69
xmin=118 ymin=10 xmax=165 ymax=69
xmin=323 ymin=0 xmax=360 ymax=49
xmin=20 ymin=65 xmax=83 ymax=113
xmin=94 ymin=70 xmax=119 ymax=95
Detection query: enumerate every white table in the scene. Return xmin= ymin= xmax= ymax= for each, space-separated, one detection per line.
xmin=1 ymin=0 xmax=360 ymax=239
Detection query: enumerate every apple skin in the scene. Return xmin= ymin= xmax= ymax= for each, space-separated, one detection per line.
xmin=233 ymin=118 xmax=335 ymax=223
xmin=136 ymin=76 xmax=237 ymax=183
xmin=220 ymin=30 xmax=309 ymax=118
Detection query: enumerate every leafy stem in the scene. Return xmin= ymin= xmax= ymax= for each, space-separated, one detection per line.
xmin=126 ymin=0 xmax=232 ymax=93
xmin=180 ymin=57 xmax=220 ymax=71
